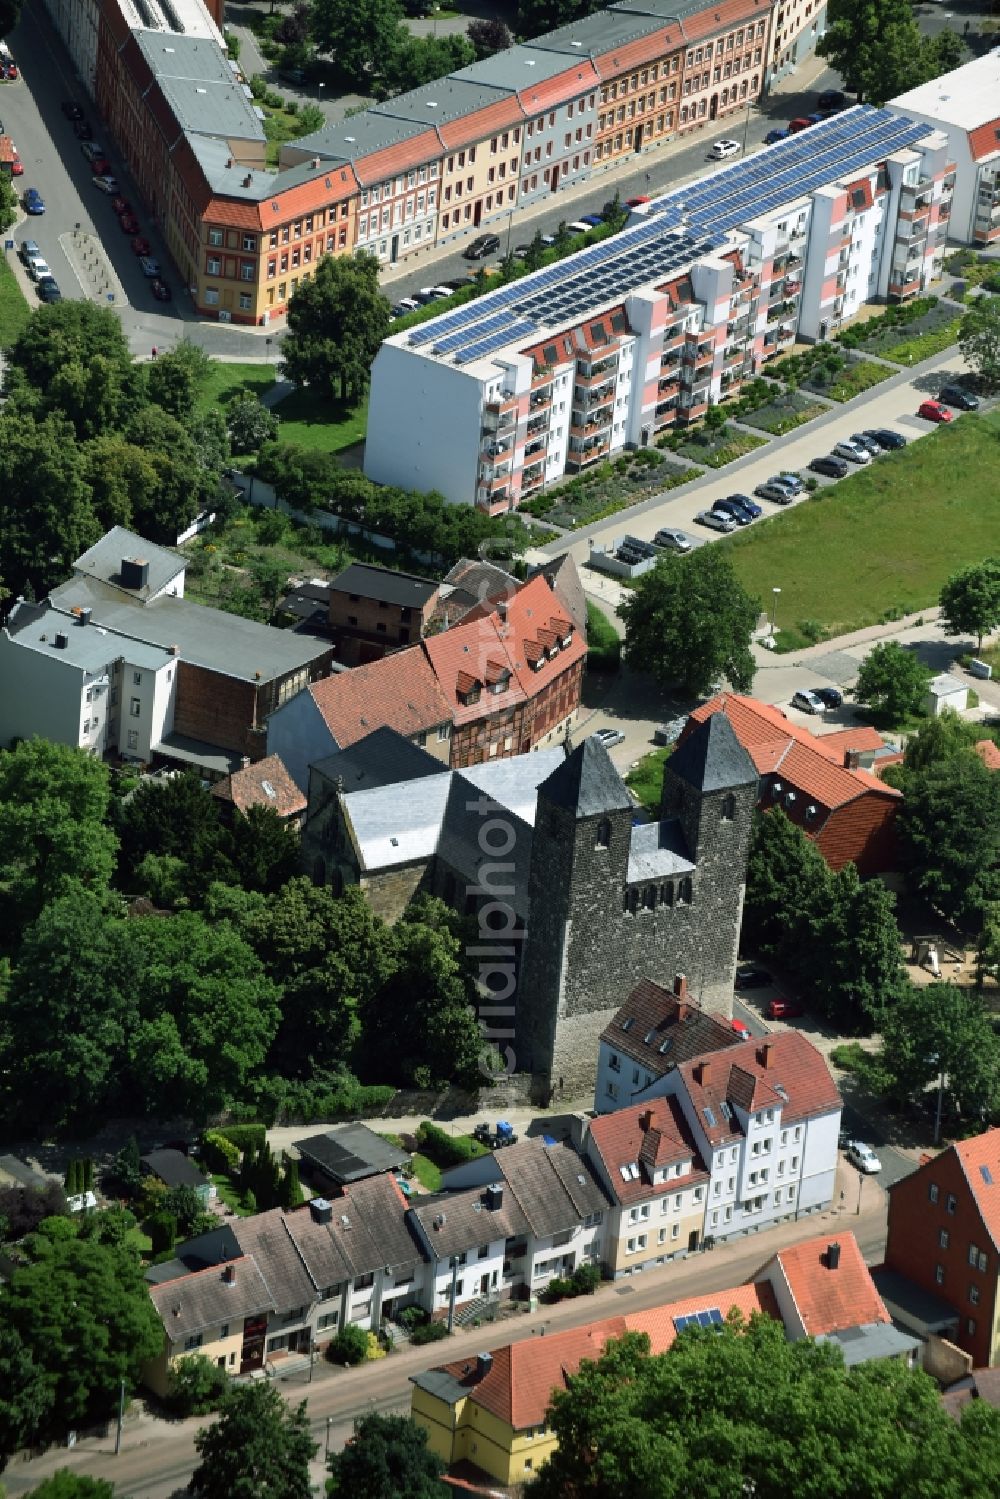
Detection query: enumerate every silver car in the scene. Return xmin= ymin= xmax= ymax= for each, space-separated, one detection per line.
xmin=791 ymin=689 xmax=825 ymax=714
xmin=696 ymin=509 xmax=737 ymax=533
xmin=832 ymin=439 xmax=871 ymax=465
xmin=653 ymin=528 xmax=693 ymax=553
xmin=845 ymin=1141 xmax=882 ymax=1174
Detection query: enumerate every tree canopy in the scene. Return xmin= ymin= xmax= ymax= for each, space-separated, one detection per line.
xmin=191 ymin=1383 xmax=316 ymax=1499
xmin=282 ymin=254 xmax=391 ymax=402
xmin=327 ymin=1413 xmax=448 ymax=1498
xmin=25 ymin=1475 xmax=116 ymax=1499
xmin=854 ymin=640 xmax=931 ymax=725
xmin=939 ymin=558 xmax=1000 ymax=651
xmin=818 ymin=0 xmax=966 ymax=105
xmin=959 ymin=295 xmax=1000 ymax=390
xmin=896 ymin=747 xmax=1000 ymax=931
xmin=310 ymin=0 xmax=404 ymax=83
xmin=533 ymin=1320 xmax=1000 ymax=1499
xmin=876 ymin=980 xmax=1000 ymax=1127
xmin=620 ymin=547 xmax=759 ymax=697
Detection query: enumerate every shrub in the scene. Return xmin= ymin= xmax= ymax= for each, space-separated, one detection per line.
xmin=327 ymin=1323 xmax=369 ymax=1365
xmin=166 ymin=1354 xmax=230 ymax=1416
xmin=201 ymin=1130 xmax=241 ymax=1174
xmin=365 ymin=1331 xmax=386 ymax=1361
xmin=396 ymin=1305 xmax=429 ymax=1330
xmin=543 ymin=1261 xmax=603 ymax=1302
xmin=148 ymin=1211 xmax=177 ymax=1255
xmin=218 ymin=1124 xmax=267 ymax=1154
xmin=797 ymin=619 xmax=824 ymax=644
xmin=414 ymin=1121 xmax=486 ymax=1166
xmin=409 ymin=1319 xmax=451 ymax=1346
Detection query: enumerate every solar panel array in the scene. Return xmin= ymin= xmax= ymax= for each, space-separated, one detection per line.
xmin=405 ymin=106 xmax=930 ymax=368
xmin=674 ymin=1308 xmax=725 ymax=1333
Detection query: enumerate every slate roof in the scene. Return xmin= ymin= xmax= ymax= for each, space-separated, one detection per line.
xmin=284 ymin=1175 xmax=420 ymax=1284
xmin=141 ymin=1149 xmax=210 ymax=1191
xmin=294 ymin=1123 xmax=409 ymax=1185
xmin=627 ymin=819 xmax=695 ymax=882
xmin=149 ymin=1256 xmax=274 ymax=1342
xmin=233 ymin=1209 xmax=317 ymax=1314
xmin=496 ymin=1141 xmax=609 ymax=1237
xmin=677 ymin=1032 xmax=842 ymax=1147
xmin=311 ymin=727 xmax=444 ymax=797
xmin=307 ymin=647 xmax=452 ymax=745
xmin=331 ymin=562 xmax=439 ymax=610
xmin=764 ymin=1233 xmax=890 ymax=1337
xmin=532 ymin=553 xmax=588 ymax=638
xmin=212 ymin=753 xmax=306 ymax=819
xmin=430 ymin=559 xmax=519 ymax=631
xmin=600 ymin=979 xmax=739 ymax=1075
xmin=587 ymin=1095 xmax=708 ymax=1205
xmin=72 ymin=526 xmax=185 ymax=601
xmin=409 ymin=1184 xmax=530 ymax=1260
xmin=669 ymin=710 xmax=757 ymax=792
xmin=539 ymin=735 xmax=633 ymax=818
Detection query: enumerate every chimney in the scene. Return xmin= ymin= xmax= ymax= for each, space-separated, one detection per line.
xmin=241 ymin=755 xmax=251 ymax=770
xmin=242 ymin=173 xmax=252 ymax=188
xmin=757 ymin=1042 xmax=773 ymax=1069
xmin=673 ymin=974 xmax=688 ymax=1002
xmin=497 ymin=599 xmax=508 ymax=621
xmin=311 ymin=156 xmax=321 ymax=169
xmin=79 ymin=607 xmax=92 ymax=627
xmin=54 ymin=632 xmax=68 ymax=650
xmin=484 ymin=1183 xmax=504 ymax=1212
xmin=639 ymin=1109 xmax=654 ymax=1132
xmin=826 ymin=1241 xmax=841 ymax=1271
xmin=222 ymin=1264 xmax=237 ymax=1285
xmin=476 ymin=1351 xmax=493 ymax=1380
xmin=168 ymin=643 xmax=178 ymax=656
xmin=226 ymin=157 xmax=233 ymax=168
xmin=695 ymin=1060 xmax=711 ymax=1085
xmin=120 ymin=557 xmax=149 ymax=592
xmin=844 ymin=749 xmax=861 ymax=770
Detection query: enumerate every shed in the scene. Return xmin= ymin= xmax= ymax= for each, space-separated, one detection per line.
xmin=925 ymin=673 xmax=968 ymax=717
xmin=293 ymin=1123 xmax=409 ymax=1188
xmin=140 ymin=1148 xmax=213 ymax=1205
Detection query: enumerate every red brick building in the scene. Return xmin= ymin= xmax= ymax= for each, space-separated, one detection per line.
xmin=884 ymin=1129 xmax=1000 ymax=1370
xmin=327 ymin=562 xmax=440 ymax=666
xmin=684 ymin=695 xmax=902 ymax=874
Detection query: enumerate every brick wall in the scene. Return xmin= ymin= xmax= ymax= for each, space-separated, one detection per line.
xmin=173 ymin=662 xmax=265 ymax=758
xmin=363 ymin=864 xmax=433 ymax=923
xmin=328 ymin=590 xmax=438 ymax=666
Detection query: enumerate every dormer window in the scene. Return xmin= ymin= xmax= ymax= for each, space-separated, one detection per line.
xmin=489 ymin=673 xmax=510 ymax=696
xmin=456 ymin=670 xmax=482 ymax=706
xmin=460 ymin=684 xmax=481 ymax=705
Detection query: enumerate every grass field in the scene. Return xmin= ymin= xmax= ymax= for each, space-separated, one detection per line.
xmin=881 ymin=317 xmax=963 ymax=366
xmin=0 ymin=255 xmax=31 ymax=345
xmin=626 ymin=746 xmax=671 ymax=815
xmin=725 ymin=411 xmax=1000 ymax=636
xmin=194 ymin=361 xmax=276 ymax=412
xmin=192 ymin=361 xmax=367 ymax=455
xmin=586 ymin=599 xmax=622 ymax=670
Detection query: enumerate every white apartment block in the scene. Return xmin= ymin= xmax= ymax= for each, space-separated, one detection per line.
xmin=767 ymin=0 xmax=826 ymax=86
xmin=366 ymin=104 xmax=957 ymax=510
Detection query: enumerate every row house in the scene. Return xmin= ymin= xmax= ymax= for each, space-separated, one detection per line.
xmin=368 ymin=104 xmax=953 ymax=506
xmin=768 ymin=0 xmax=825 ymax=85
xmin=667 ymin=0 xmax=772 ymax=138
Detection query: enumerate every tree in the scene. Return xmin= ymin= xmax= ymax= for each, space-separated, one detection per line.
xmin=105 ymin=1137 xmax=142 ymax=1201
xmin=958 ymin=295 xmax=1000 ymax=390
xmin=226 ymin=390 xmax=279 ymax=454
xmin=309 ymin=0 xmax=405 ymax=85
xmin=0 ymin=1325 xmax=53 ymax=1468
xmin=878 ymin=981 xmax=1000 ymax=1125
xmin=515 ymin=0 xmax=597 ymax=40
xmin=939 ymin=557 xmax=1000 ymax=651
xmin=601 ymin=191 xmax=627 ymax=231
xmin=533 ymin=1320 xmax=1000 ymax=1499
xmin=282 ymin=255 xmax=391 ymax=403
xmin=255 ymin=442 xmax=340 ymax=513
xmin=114 ymin=770 xmax=232 ymax=894
xmin=327 ymin=1323 xmax=369 ymax=1366
xmin=229 ymin=806 xmax=300 ymax=894
xmin=899 ymin=709 xmax=984 ymax=775
xmin=25 ymin=1476 xmax=115 ymax=1499
xmin=523 ymin=229 xmax=547 ymax=272
xmin=166 ymin=1354 xmax=230 ymax=1417
xmin=853 ymin=640 xmax=930 ymax=725
xmin=0 ymin=411 xmax=100 ymax=597
xmin=0 ymin=740 xmax=117 ymax=933
xmin=810 ymin=862 xmax=907 ymax=1032
xmin=0 ymin=0 xmax=22 ymax=36
xmin=190 ymin=1383 xmax=316 ymax=1499
xmin=0 ymin=170 xmax=17 ymax=235
xmin=0 ymin=1182 xmax=68 ymax=1243
xmin=467 ymin=17 xmax=512 ymax=57
xmin=327 ymin=1413 xmax=448 ymax=1497
xmin=620 ymin=548 xmax=759 ymax=697
xmin=818 ymin=0 xmax=939 ymax=105
xmin=80 ymin=434 xmax=161 ymax=533
xmin=8 ymin=303 xmax=133 ymax=395
xmin=384 ymin=33 xmax=476 ymax=93
xmin=145 ymin=342 xmax=211 ymax=422
xmin=124 ymin=406 xmax=221 ymax=542
xmin=0 ymin=1223 xmax=162 ymax=1442
xmin=276 ymin=1 xmax=311 ymax=43
xmin=897 ymin=749 xmax=1000 ymax=930
xmin=164 ymin=1185 xmax=204 ymax=1237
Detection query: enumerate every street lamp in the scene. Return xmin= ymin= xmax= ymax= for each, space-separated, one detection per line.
xmin=318 ymin=82 xmax=325 ymax=113
xmin=741 ymin=99 xmax=756 ymax=156
xmin=324 ymin=1415 xmax=333 ymax=1460
xmin=769 ymin=586 xmax=781 ymax=638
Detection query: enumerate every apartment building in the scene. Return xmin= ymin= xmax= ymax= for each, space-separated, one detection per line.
xmin=889 ymin=51 xmax=1000 ymax=247
xmin=366 ymin=105 xmax=953 ymax=507
xmin=768 ymin=0 xmax=826 ymax=85
xmin=594 ymin=974 xmax=741 ymax=1114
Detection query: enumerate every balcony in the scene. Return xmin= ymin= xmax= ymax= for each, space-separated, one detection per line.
xmin=574 ymin=380 xmax=615 ymax=407
xmin=524 ymin=436 xmax=547 ymax=459
xmin=566 ymin=439 xmax=611 ymax=470
xmin=526 ymin=415 xmax=548 ymax=437
xmin=662 ymin=328 xmax=686 ymax=353
xmin=530 ymin=385 xmax=553 ymax=412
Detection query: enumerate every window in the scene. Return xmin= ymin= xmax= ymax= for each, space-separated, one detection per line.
xmin=220 ymin=1323 xmax=229 ymax=1339
xmin=207 ymin=256 xmax=221 ymax=275
xmin=317 ymin=1310 xmax=339 ymax=1329
xmin=596 ymin=817 xmax=611 ymax=849
xmin=970 ymin=1285 xmax=981 ymax=1306
xmin=208 ymin=228 xmax=223 ymax=247
xmin=721 ymin=793 xmax=736 ymax=820
xmin=947 ymin=1194 xmax=957 ymax=1214
xmin=239 ymin=293 xmax=252 ymax=311
xmin=130 ymin=697 xmax=141 ymax=717
xmin=979 ymin=1251 xmax=988 ymax=1272
xmin=935 ymin=1264 xmax=945 ymax=1285
xmin=968 ymin=1318 xmax=977 ymax=1336
xmin=126 ymin=729 xmax=139 ymax=752
xmin=184 ymin=1334 xmax=203 ymax=1350
xmin=204 ymin=289 xmax=219 ymax=306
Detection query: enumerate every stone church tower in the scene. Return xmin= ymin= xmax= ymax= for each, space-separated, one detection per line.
xmin=516 ymin=716 xmax=757 ymax=1095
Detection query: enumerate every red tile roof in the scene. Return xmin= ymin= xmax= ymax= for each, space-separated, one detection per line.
xmin=212 ymin=753 xmax=306 ymax=818
xmin=438 ymin=96 xmax=525 ymax=151
xmin=599 ymin=977 xmax=740 ymax=1077
xmin=309 ymin=648 xmax=451 ymax=746
xmin=587 ymin=1095 xmax=708 ymax=1204
xmin=976 ymin=739 xmax=1000 ymax=771
xmin=676 ymin=1032 xmax=841 ymax=1146
xmin=515 ymin=60 xmax=601 ymax=116
xmin=766 ymin=1232 xmax=890 ymax=1336
xmin=968 ymin=121 xmax=1000 ymax=162
xmin=953 ymin=1129 xmax=1000 ymax=1250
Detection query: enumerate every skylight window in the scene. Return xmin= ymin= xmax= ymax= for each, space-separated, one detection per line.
xmin=644 ymin=1029 xmax=657 ymax=1045
xmin=658 ymin=1037 xmax=673 ymax=1055
xmin=703 ymin=1107 xmax=717 ymax=1128
xmin=621 ymin=1017 xmax=634 ymax=1033
xmin=981 ymin=1165 xmax=994 ymax=1185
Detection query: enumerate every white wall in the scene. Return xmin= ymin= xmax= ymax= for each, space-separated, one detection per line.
xmin=149 ymin=658 xmax=179 ymax=749
xmin=797 ymin=1107 xmax=841 ymax=1213
xmin=0 ymin=633 xmax=90 ymax=750
xmin=365 ymin=341 xmax=486 ymax=505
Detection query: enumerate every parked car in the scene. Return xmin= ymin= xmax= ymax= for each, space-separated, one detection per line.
xmin=832 ymin=439 xmax=871 ymax=464
xmin=18 ymin=237 xmax=40 ymax=263
xmin=736 ymin=964 xmax=772 ymax=989
xmin=755 ymin=481 xmax=796 ymax=504
xmin=412 ymin=287 xmax=446 ymax=304
xmin=712 ymin=497 xmax=753 ymax=526
xmin=138 ymin=256 xmax=161 ymax=278
xmin=119 ymin=213 xmax=139 ymax=235
xmin=463 ymin=233 xmax=500 ymax=260
xmin=652 ymin=527 xmax=693 ymax=553
xmin=625 ymin=194 xmax=650 ymax=207
xmin=767 ymin=997 xmax=804 ymax=1020
xmin=130 ymin=236 xmax=151 ymax=256
xmin=37 ymin=277 xmax=62 ymax=303
xmin=580 ymin=213 xmax=603 ymax=227
xmin=917 ymin=399 xmax=952 ymax=423
xmin=809 ymin=455 xmax=849 ymax=477
xmin=724 ymin=491 xmax=762 ymax=517
xmin=696 ymin=508 xmax=737 ymax=533
xmin=788 ymin=117 xmax=813 ymax=133
xmin=939 ymin=384 xmax=980 ymax=411
xmin=9 ymin=153 xmax=21 ymax=175
xmin=5 ymin=63 xmax=18 ymax=80
xmin=791 ymin=689 xmax=826 ymax=714
xmin=513 ymin=243 xmax=532 ymax=260
xmin=111 ymin=196 xmax=131 ymax=216
xmin=24 ymin=187 xmax=45 ymax=214
xmin=279 ymin=67 xmax=306 ymax=85
xmin=390 ymin=298 xmax=419 ymax=317
xmin=93 ymin=176 xmax=120 ymax=194
xmin=813 ymin=686 xmax=843 ymax=709
xmin=770 ymin=473 xmax=804 ymax=495
xmin=73 ymin=119 xmax=93 ymax=140
xmin=150 ymin=278 xmax=172 ymax=301
xmin=90 ymin=157 xmax=112 ymax=176
xmin=845 ymin=1141 xmax=882 ymax=1174
xmin=25 ymin=256 xmax=52 ymax=281
xmin=710 ymin=138 xmax=742 ymax=159
xmin=567 ymin=220 xmax=593 ymax=235
xmin=851 ymin=432 xmax=883 ymax=457
xmin=731 ymin=1017 xmax=752 ymax=1040
xmin=764 ymin=128 xmax=787 ymax=145
xmin=818 ymin=89 xmax=848 ymax=112
xmin=61 ymin=100 xmax=84 ymax=119
xmin=80 ymin=140 xmax=105 ymax=162
xmin=863 ymin=428 xmax=906 ymax=451
xmin=593 ymin=727 xmax=626 ymax=749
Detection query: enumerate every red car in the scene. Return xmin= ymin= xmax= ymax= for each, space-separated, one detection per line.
xmin=90 ymin=156 xmax=111 ymax=175
xmin=130 ymin=235 xmax=151 ymax=256
xmin=731 ymin=1017 xmax=752 ymax=1040
xmin=917 ymin=400 xmax=953 ymax=424
xmin=626 ymin=194 xmax=650 ymax=207
xmin=119 ymin=213 xmax=139 ymax=235
xmin=767 ymin=998 xmax=804 ymax=1021
xmin=111 ymin=196 xmax=131 ymax=216
xmin=10 ymin=155 xmax=22 ymax=176
xmin=5 ymin=64 xmax=17 ymax=81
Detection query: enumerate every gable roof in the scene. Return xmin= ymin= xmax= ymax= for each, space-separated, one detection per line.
xmin=764 ymin=1233 xmax=890 ymax=1336
xmin=952 ymin=1129 xmax=1000 ymax=1251
xmin=310 ymin=726 xmax=444 ymax=796
xmin=307 ymin=647 xmax=452 ymax=746
xmin=668 ymin=709 xmax=758 ymax=792
xmin=72 ymin=526 xmax=185 ymax=601
xmin=330 ymin=562 xmax=439 ymax=610
xmin=284 ymin=1175 xmax=421 ymax=1282
xmin=495 ymin=1140 xmax=610 ymax=1235
xmin=149 ymin=1256 xmax=274 ymax=1342
xmin=538 ymin=735 xmax=633 ymax=818
xmin=140 ymin=1148 xmax=209 ymax=1190
xmin=232 ymin=1208 xmax=317 ymax=1314
xmin=599 ymin=978 xmax=739 ymax=1077
xmin=587 ymin=1095 xmax=708 ymax=1204
xmin=676 ymin=1032 xmax=841 ymax=1146
xmin=409 ymin=1183 xmax=531 ymax=1259
xmin=211 ymin=753 xmax=306 ymax=818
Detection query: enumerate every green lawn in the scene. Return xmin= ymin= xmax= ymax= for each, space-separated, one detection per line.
xmin=275 ymin=387 xmax=369 ymax=453
xmin=816 ymin=360 xmax=893 ymax=402
xmin=0 ymin=254 xmax=31 ymax=345
xmin=626 ymin=746 xmax=671 ymax=815
xmin=586 ymin=599 xmax=622 ymax=671
xmin=409 ymin=1154 xmax=443 ymax=1192
xmin=725 ymin=411 xmax=1000 ymax=636
xmin=880 ymin=317 xmax=964 ymax=365
xmin=194 ymin=360 xmax=276 ymax=414
xmin=210 ymin=1172 xmax=255 ymax=1217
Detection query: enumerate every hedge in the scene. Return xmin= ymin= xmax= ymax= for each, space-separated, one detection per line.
xmin=415 ymin=1120 xmax=487 ymax=1166
xmin=201 ymin=1130 xmax=241 ymax=1174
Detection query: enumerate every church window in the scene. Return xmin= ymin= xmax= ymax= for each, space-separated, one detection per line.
xmin=660 ymin=883 xmax=674 ymax=906
xmin=629 ymin=888 xmax=640 ymax=914
xmin=642 ymin=886 xmax=656 ymax=910
xmin=595 ymin=818 xmax=611 ymax=849
xmin=721 ymin=793 xmax=736 ymax=821
xmin=679 ymin=877 xmax=693 ymax=904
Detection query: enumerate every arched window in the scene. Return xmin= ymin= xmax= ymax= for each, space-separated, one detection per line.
xmin=595 ymin=818 xmax=611 ymax=849
xmin=312 ymin=856 xmax=326 ymax=886
xmin=660 ymin=882 xmax=674 ymax=907
xmin=643 ymin=885 xmax=656 ymax=911
xmin=679 ymin=877 xmax=693 ymax=904
xmin=721 ymin=793 xmax=736 ymax=822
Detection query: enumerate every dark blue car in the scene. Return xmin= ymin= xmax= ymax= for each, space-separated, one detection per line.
xmin=764 ymin=129 xmax=787 ymax=145
xmin=580 ymin=213 xmax=604 ymax=227
xmin=25 ymin=188 xmax=45 ymax=215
